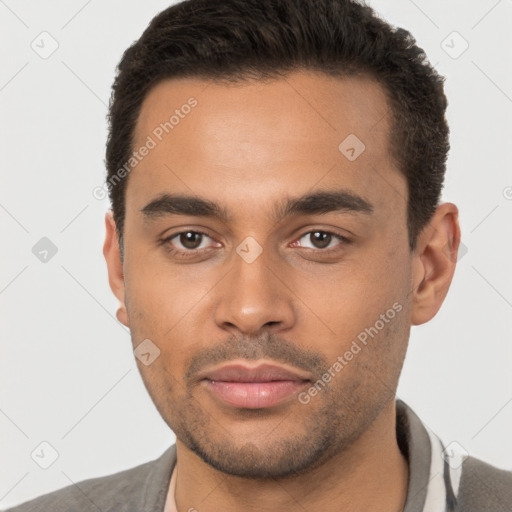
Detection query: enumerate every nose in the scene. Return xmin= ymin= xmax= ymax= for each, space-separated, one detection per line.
xmin=213 ymin=244 xmax=296 ymax=336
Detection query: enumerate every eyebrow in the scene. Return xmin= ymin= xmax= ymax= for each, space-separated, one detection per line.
xmin=140 ymin=189 xmax=374 ymax=224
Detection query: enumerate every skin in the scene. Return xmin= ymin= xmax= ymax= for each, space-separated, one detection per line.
xmin=103 ymin=70 xmax=460 ymax=512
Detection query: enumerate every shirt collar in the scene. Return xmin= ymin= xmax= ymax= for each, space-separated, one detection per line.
xmin=150 ymin=399 xmax=448 ymax=512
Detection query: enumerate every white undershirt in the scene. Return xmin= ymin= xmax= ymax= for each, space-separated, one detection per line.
xmin=163 ymin=465 xmax=178 ymax=512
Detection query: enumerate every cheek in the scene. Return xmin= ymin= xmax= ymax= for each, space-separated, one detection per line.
xmin=124 ymin=267 xmax=213 ymax=377
xmin=295 ymin=246 xmax=411 ymax=359
xmin=125 ymin=260 xmax=210 ymax=330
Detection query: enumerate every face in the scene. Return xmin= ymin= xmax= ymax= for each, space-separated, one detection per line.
xmin=114 ymin=71 xmax=417 ymax=478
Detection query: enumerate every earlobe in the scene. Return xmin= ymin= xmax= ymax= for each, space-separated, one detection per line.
xmin=410 ymin=203 xmax=461 ymax=326
xmin=103 ymin=211 xmax=130 ymax=328
xmin=116 ymin=304 xmax=129 ymax=327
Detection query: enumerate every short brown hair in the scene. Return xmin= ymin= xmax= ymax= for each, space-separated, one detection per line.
xmin=106 ymin=0 xmax=449 ymax=255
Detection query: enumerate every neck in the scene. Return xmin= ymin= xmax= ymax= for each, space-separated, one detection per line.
xmin=172 ymin=399 xmax=409 ymax=512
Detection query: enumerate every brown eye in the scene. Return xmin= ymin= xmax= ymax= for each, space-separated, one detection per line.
xmin=309 ymin=231 xmax=332 ymax=249
xmin=162 ymin=230 xmax=215 ymax=255
xmin=178 ymin=232 xmax=204 ymax=250
xmin=296 ymin=230 xmax=346 ymax=250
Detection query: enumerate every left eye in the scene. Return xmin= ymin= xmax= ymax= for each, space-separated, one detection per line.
xmin=294 ymin=231 xmax=347 ymax=250
xmin=164 ymin=231 xmax=214 ymax=251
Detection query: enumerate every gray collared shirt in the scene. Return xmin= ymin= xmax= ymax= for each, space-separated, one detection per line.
xmin=4 ymin=400 xmax=512 ymax=511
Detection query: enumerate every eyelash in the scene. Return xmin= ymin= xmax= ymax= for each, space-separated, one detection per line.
xmin=158 ymin=229 xmax=351 ymax=259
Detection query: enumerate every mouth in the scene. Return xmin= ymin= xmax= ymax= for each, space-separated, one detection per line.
xmin=198 ymin=362 xmax=311 ymax=409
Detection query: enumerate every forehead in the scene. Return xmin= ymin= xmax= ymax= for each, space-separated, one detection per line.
xmin=128 ymin=70 xmax=406 ymax=223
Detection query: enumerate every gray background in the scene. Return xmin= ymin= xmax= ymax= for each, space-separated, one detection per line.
xmin=1 ymin=0 xmax=511 ymax=508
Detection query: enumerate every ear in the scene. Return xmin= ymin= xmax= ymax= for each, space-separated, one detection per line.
xmin=103 ymin=210 xmax=130 ymax=327
xmin=410 ymin=202 xmax=461 ymax=326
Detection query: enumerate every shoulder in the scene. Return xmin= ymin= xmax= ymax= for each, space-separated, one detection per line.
xmin=456 ymin=455 xmax=512 ymax=512
xmin=3 ymin=461 xmax=153 ymax=512
xmin=3 ymin=446 xmax=176 ymax=512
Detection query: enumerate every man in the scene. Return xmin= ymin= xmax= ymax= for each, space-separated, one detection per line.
xmin=6 ymin=0 xmax=511 ymax=511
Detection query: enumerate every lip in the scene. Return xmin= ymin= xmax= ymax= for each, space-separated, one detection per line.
xmin=199 ymin=362 xmax=311 ymax=409
xmin=199 ymin=362 xmax=311 ymax=382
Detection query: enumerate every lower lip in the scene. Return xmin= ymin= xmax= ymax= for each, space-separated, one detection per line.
xmin=203 ymin=380 xmax=308 ymax=409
